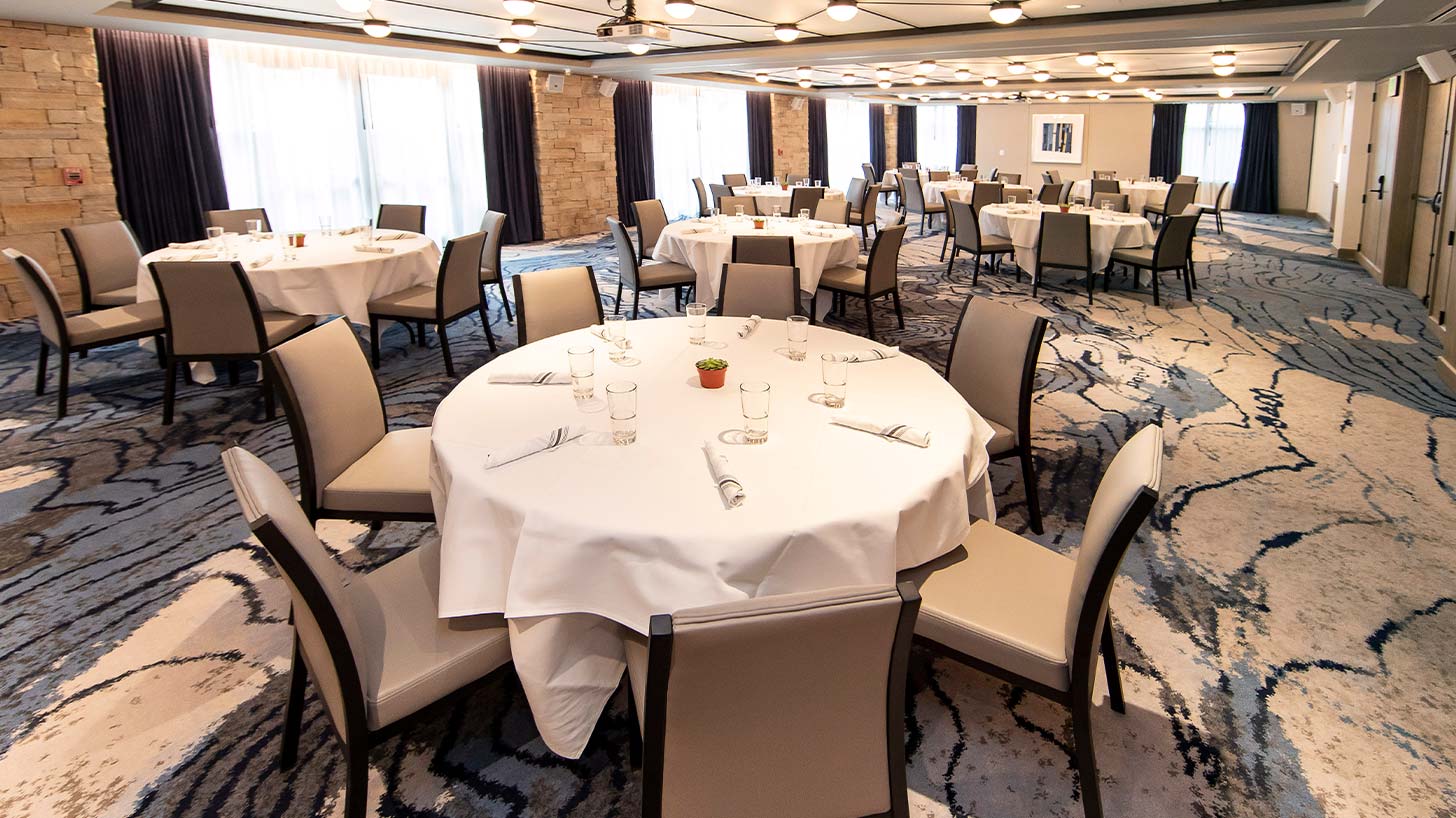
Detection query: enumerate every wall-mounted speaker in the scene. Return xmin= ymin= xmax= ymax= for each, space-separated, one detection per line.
xmin=1417 ymin=50 xmax=1456 ymax=84
xmin=790 ymin=97 xmax=805 ymax=111
xmin=598 ymin=78 xmax=618 ymax=97
xmin=545 ymin=74 xmax=565 ymax=93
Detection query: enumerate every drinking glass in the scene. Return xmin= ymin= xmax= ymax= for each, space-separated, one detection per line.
xmin=734 ymin=205 xmax=745 ymax=218
xmin=205 ymin=226 xmax=224 ymax=249
xmin=798 ymin=208 xmax=810 ymax=222
xmin=606 ymin=382 xmax=637 ymax=445
xmin=319 ymin=217 xmax=332 ymax=236
xmin=814 ymin=179 xmax=822 ymax=188
xmin=786 ymin=315 xmax=808 ymax=361
xmin=1101 ymin=199 xmax=1114 ymax=212
xmin=772 ymin=204 xmax=782 ymax=219
xmin=821 ymin=353 xmax=847 ymax=408
xmin=740 ymin=381 xmax=770 ymax=445
xmin=567 ymin=345 xmax=594 ymax=401
xmin=751 ymin=176 xmax=761 ymax=186
xmin=245 ymin=219 xmax=262 ymax=242
xmin=686 ymin=302 xmax=708 ymax=345
xmin=605 ymin=315 xmax=628 ymax=362
xmin=366 ymin=218 xmax=376 ymax=245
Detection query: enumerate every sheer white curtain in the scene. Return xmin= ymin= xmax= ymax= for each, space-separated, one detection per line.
xmin=825 ymin=98 xmax=870 ymax=193
xmin=1181 ymin=102 xmax=1245 ymax=187
xmin=651 ymin=82 xmax=750 ymax=219
xmin=916 ymin=105 xmax=958 ymax=170
xmin=209 ymin=40 xmax=487 ymax=242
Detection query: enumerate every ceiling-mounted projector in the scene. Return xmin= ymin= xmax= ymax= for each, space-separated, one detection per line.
xmin=597 ymin=0 xmax=672 ymax=45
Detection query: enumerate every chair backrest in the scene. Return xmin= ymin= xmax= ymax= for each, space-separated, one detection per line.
xmin=970 ymin=182 xmax=1004 ymax=214
xmin=716 ymin=263 xmax=800 ymax=319
xmin=901 ymin=162 xmax=918 ymax=169
xmin=719 ymin=196 xmax=759 ymax=217
xmin=985 ymin=167 xmax=999 ymax=180
xmin=858 ymin=185 xmax=882 ymax=224
xmin=944 ymin=295 xmax=1047 ymax=444
xmin=148 ymin=260 xmax=269 ymax=356
xmin=960 ymin=164 xmax=977 ymax=177
xmin=708 ymin=183 xmax=734 ymax=209
xmin=265 ymin=318 xmax=388 ymax=514
xmin=1044 ymin=169 xmax=1063 ymax=185
xmin=1059 ymin=179 xmax=1075 ymax=205
xmin=1037 ymin=212 xmax=1092 ymax=270
xmin=1092 ymin=170 xmax=1117 ymax=180
xmin=1208 ymin=180 xmax=1231 ymax=210
xmin=512 ymin=266 xmax=604 ymax=345
xmin=863 ymin=222 xmax=906 ymax=297
xmin=861 ymin=162 xmax=876 ymax=180
xmin=3 ymin=249 xmax=67 ymax=346
xmin=377 ymin=204 xmax=425 ymax=234
xmin=723 ymin=173 xmax=749 ymax=187
xmin=928 ymin=170 xmax=950 ymax=182
xmin=1163 ymin=182 xmax=1198 ymax=216
xmin=1000 ymin=172 xmax=1022 ymax=185
xmin=884 ymin=210 xmax=906 ymax=228
xmin=788 ymin=187 xmax=826 ymax=216
xmin=691 ymin=178 xmax=711 ymax=217
xmin=61 ymin=220 xmax=142 ymax=307
xmin=902 ymin=177 xmax=928 ymax=215
xmin=640 ymin=583 xmax=920 ymax=818
xmin=1037 ymin=183 xmax=1062 ymax=205
xmin=1062 ymin=425 xmax=1162 ymax=690
xmin=1090 ymin=178 xmax=1120 ymax=195
xmin=607 ymin=217 xmax=642 ymax=289
xmin=632 ymin=200 xmax=669 ymax=259
xmin=437 ymin=231 xmax=488 ymax=318
xmin=1091 ymin=192 xmax=1130 ymax=212
xmin=1173 ymin=174 xmax=1198 ymax=185
xmin=814 ymin=199 xmax=851 ymax=225
xmin=1152 ymin=212 xmax=1200 ymax=269
xmin=220 ymin=445 xmax=369 ymax=742
xmin=479 ymin=210 xmax=507 ymax=280
xmin=948 ymin=199 xmax=984 ymax=253
xmin=786 ymin=173 xmax=811 ymax=185
xmin=206 ymin=208 xmax=271 ymax=234
xmin=846 ymin=177 xmax=867 ymax=211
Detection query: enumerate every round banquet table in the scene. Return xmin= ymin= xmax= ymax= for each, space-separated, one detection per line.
xmin=429 ymin=317 xmax=998 ymax=757
xmin=924 ymin=180 xmax=1035 ymax=206
xmin=731 ymin=184 xmax=844 ymax=216
xmin=651 ymin=216 xmax=859 ymax=303
xmin=1070 ymin=179 xmax=1169 ymax=214
xmin=979 ymin=203 xmax=1157 ymax=277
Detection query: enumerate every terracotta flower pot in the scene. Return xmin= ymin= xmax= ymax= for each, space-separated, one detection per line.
xmin=1059 ymin=204 xmax=1071 ymax=213
xmin=697 ymin=366 xmax=728 ymax=389
xmin=752 ymin=219 xmax=766 ymax=230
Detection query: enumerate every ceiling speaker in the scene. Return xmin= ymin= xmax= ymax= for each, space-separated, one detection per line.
xmin=599 ymin=78 xmax=619 ymax=97
xmin=545 ymin=74 xmax=565 ymax=93
xmin=790 ymin=97 xmax=805 ymax=111
xmin=1417 ymin=50 xmax=1456 ymax=84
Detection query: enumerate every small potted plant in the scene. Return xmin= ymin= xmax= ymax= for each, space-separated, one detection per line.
xmin=1058 ymin=203 xmax=1071 ymax=213
xmin=752 ymin=216 xmax=766 ymax=229
xmin=695 ymin=357 xmax=729 ymax=389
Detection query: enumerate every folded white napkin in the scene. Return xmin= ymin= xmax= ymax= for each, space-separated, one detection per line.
xmin=248 ymin=255 xmax=273 ymax=269
xmin=163 ymin=251 xmax=219 ymax=262
xmin=375 ymin=232 xmax=412 ymax=241
xmin=168 ymin=240 xmax=209 ymax=250
xmin=487 ymin=372 xmax=572 ymax=385
xmin=339 ymin=225 xmax=369 ymax=236
xmin=830 ymin=347 xmax=900 ymax=363
xmin=483 ymin=425 xmax=585 ymax=469
xmin=831 ymin=415 xmax=932 ymax=448
xmin=589 ymin=324 xmax=632 ymax=349
xmin=703 ymin=441 xmax=745 ymax=508
xmin=737 ymin=314 xmax=761 ymax=338
xmin=354 ymin=244 xmax=395 ymax=255
xmin=678 ymin=227 xmax=708 ymax=235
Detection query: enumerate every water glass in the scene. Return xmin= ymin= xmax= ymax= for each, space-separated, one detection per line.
xmin=798 ymin=208 xmax=810 ymax=222
xmin=772 ymin=204 xmax=783 ymax=218
xmin=245 ymin=219 xmax=262 ymax=242
xmin=319 ymin=217 xmax=332 ymax=236
xmin=607 ymin=382 xmax=637 ymax=445
xmin=686 ymin=302 xmax=708 ymax=345
xmin=751 ymin=176 xmax=761 ymax=186
xmin=734 ymin=205 xmax=745 ymax=218
xmin=205 ymin=226 xmax=224 ymax=248
xmin=786 ymin=315 xmax=808 ymax=361
xmin=567 ymin=345 xmax=594 ymax=401
xmin=821 ymin=353 xmax=847 ymax=408
xmin=1101 ymin=200 xmax=1114 ymax=212
xmin=605 ymin=315 xmax=628 ymax=362
xmin=366 ymin=218 xmax=376 ymax=245
xmin=814 ymin=179 xmax=822 ymax=188
xmin=740 ymin=381 xmax=770 ymax=445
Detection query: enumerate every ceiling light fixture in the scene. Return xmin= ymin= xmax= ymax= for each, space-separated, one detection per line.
xmin=1096 ymin=62 xmax=1116 ymax=77
xmin=1213 ymin=65 xmax=1236 ymax=76
xmin=1085 ymin=89 xmax=1098 ymax=97
xmin=919 ymin=94 xmax=930 ymax=102
xmin=878 ymin=79 xmax=892 ymax=89
xmin=1032 ymin=70 xmax=1051 ymax=82
xmin=1066 ymin=3 xmax=1083 ymax=7
xmin=916 ymin=59 xmax=936 ymax=74
xmin=664 ymin=0 xmax=697 ymax=19
xmin=1007 ymin=62 xmax=1027 ymax=75
xmin=1097 ymin=91 xmax=1110 ymax=100
xmin=1110 ymin=71 xmax=1129 ymax=83
xmin=988 ymin=1 xmax=1024 ymax=24
xmin=1075 ymin=52 xmax=1099 ymax=67
xmin=502 ymin=0 xmax=535 ymax=14
xmin=875 ymin=67 xmax=893 ymax=80
xmin=826 ymin=0 xmax=860 ymax=22
xmin=1218 ymin=88 xmax=1235 ymax=98
xmin=627 ymin=42 xmax=650 ymax=55
xmin=337 ymin=0 xmax=372 ymax=13
xmin=992 ymin=91 xmax=1005 ymax=98
xmin=510 ymin=18 xmax=537 ymax=37
xmin=978 ymin=95 xmax=990 ymax=103
xmin=797 ymin=66 xmax=814 ymax=78
xmin=755 ymin=73 xmax=770 ymax=83
xmin=982 ymin=76 xmax=999 ymax=86
xmin=911 ymin=75 xmax=928 ymax=85
xmin=960 ymin=92 xmax=972 ymax=100
xmin=842 ymin=72 xmax=856 ymax=83
xmin=774 ymin=23 xmax=800 ymax=42
xmin=954 ymin=68 xmax=972 ymax=81
xmin=362 ymin=18 xmax=391 ymax=37
xmin=1211 ymin=51 xmax=1237 ymax=67
xmin=799 ymin=79 xmax=813 ymax=88
xmin=1150 ymin=91 xmax=1163 ymax=100
xmin=498 ymin=37 xmax=522 ymax=53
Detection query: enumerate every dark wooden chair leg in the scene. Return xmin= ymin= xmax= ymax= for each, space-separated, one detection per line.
xmin=945 ymin=246 xmax=958 ymax=278
xmin=437 ymin=322 xmax=455 ymax=377
xmin=416 ymin=321 xmax=427 ymax=347
xmin=162 ymin=359 xmax=177 ymax=425
xmin=262 ymin=367 xmax=276 ymax=420
xmin=498 ymin=277 xmax=514 ymax=323
xmin=632 ymin=290 xmax=641 ymax=321
xmin=35 ymin=341 xmax=48 ymax=395
xmin=1020 ymin=449 xmax=1044 ymax=535
xmin=1101 ymin=617 xmax=1125 ymax=714
xmin=1152 ymin=269 xmax=1161 ymax=306
xmin=1086 ymin=268 xmax=1095 ymax=305
xmin=863 ymin=295 xmax=876 ymax=342
xmin=1182 ymin=264 xmax=1193 ymax=301
xmin=56 ymin=352 xmax=70 ymax=419
xmin=280 ymin=634 xmax=307 ymax=770
xmin=615 ymin=281 xmax=624 ymax=315
xmin=343 ymin=745 xmax=370 ymax=818
xmin=810 ymin=291 xmax=819 ymax=325
xmin=369 ymin=317 xmax=381 ymax=368
xmin=228 ymin=361 xmax=240 ymax=386
xmin=479 ymin=306 xmax=497 ymax=353
xmin=153 ymin=335 xmax=166 ymax=368
xmin=1071 ymin=696 xmax=1105 ymax=818
xmin=940 ymin=230 xmax=951 ymax=262
xmin=891 ymin=288 xmax=905 ymax=329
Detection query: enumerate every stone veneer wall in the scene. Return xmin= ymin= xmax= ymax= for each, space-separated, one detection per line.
xmin=770 ymin=93 xmax=809 ymax=182
xmin=0 ymin=20 xmax=118 ymax=320
xmin=884 ymin=105 xmax=897 ymax=177
xmin=531 ymin=70 xmax=618 ymax=241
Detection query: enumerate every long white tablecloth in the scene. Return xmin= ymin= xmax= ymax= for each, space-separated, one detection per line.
xmin=429 ymin=317 xmax=997 ymax=757
xmin=731 ymin=185 xmax=844 ymax=216
xmin=924 ymin=180 xmax=1036 ymax=206
xmin=651 ymin=218 xmax=859 ymax=301
xmin=1070 ymin=180 xmax=1170 ymax=214
xmin=979 ymin=203 xmax=1157 ymax=277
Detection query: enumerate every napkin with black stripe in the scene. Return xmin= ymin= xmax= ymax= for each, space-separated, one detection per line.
xmin=737 ymin=314 xmax=761 ymax=338
xmin=488 ymin=372 xmax=572 ymax=385
xmin=830 ymin=347 xmax=900 ymax=363
xmin=483 ymin=425 xmax=585 ymax=469
xmin=830 ymin=415 xmax=931 ymax=448
xmin=703 ymin=441 xmax=746 ymax=508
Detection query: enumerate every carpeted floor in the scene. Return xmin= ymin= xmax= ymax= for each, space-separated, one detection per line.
xmin=1 ymin=212 xmax=1453 ymax=818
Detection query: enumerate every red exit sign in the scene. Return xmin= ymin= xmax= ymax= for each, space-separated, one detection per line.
xmin=62 ymin=167 xmax=84 ymax=186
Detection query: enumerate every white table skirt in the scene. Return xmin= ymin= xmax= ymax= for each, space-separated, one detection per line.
xmin=979 ymin=203 xmax=1157 ymax=277
xmin=1070 ymin=180 xmax=1170 ymax=214
xmin=651 ymin=218 xmax=860 ymax=301
xmin=731 ymin=185 xmax=844 ymax=216
xmin=924 ymin=181 xmax=1035 ymax=206
xmin=429 ymin=317 xmax=997 ymax=757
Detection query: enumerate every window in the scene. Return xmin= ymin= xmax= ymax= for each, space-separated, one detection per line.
xmin=1181 ymin=102 xmax=1245 ymax=184
xmin=209 ymin=40 xmax=487 ymax=242
xmin=916 ymin=105 xmax=958 ymax=170
xmin=825 ymin=98 xmax=870 ymax=194
xmin=651 ymin=82 xmax=750 ymax=220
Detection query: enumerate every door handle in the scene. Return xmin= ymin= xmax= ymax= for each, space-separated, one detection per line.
xmin=1369 ymin=175 xmax=1385 ymax=200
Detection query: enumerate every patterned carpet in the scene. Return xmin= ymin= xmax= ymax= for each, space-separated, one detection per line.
xmin=1 ymin=212 xmax=1453 ymax=818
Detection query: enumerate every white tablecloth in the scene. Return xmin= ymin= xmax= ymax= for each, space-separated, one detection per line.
xmin=1070 ymin=180 xmax=1169 ymax=214
xmin=731 ymin=185 xmax=844 ymax=216
xmin=429 ymin=317 xmax=997 ymax=757
xmin=979 ymin=203 xmax=1157 ymax=277
xmin=651 ymin=218 xmax=859 ymax=301
xmin=924 ymin=180 xmax=1035 ymax=206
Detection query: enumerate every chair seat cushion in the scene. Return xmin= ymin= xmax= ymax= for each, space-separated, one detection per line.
xmin=817 ymin=265 xmax=865 ymax=292
xmin=480 ymin=265 xmax=500 ymax=284
xmin=968 ymin=237 xmax=1015 ymax=253
xmin=368 ymin=284 xmax=437 ymax=320
xmin=986 ymin=418 xmax=1016 ymax=456
xmin=1143 ymin=204 xmax=1166 ymax=216
xmin=349 ymin=539 xmax=512 ymax=729
xmin=916 ymin=519 xmax=1074 ymax=692
xmin=1109 ymin=246 xmax=1155 ymax=268
xmin=92 ymin=286 xmax=138 ymax=306
xmin=637 ymin=260 xmax=697 ymax=288
xmin=65 ymin=301 xmax=163 ymax=346
xmin=322 ymin=427 xmax=434 ymax=516
xmin=262 ymin=312 xmax=317 ymax=347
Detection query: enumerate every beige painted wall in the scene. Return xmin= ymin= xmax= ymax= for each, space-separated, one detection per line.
xmin=974 ymin=102 xmax=1154 ymax=182
xmin=1306 ymin=96 xmax=1346 ymax=224
xmin=1277 ymin=102 xmax=1316 ymax=213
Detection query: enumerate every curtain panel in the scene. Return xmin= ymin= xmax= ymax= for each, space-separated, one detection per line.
xmin=1231 ymin=102 xmax=1280 ymax=213
xmin=478 ymin=66 xmax=543 ymax=243
xmin=807 ymin=97 xmax=829 ymax=186
xmin=895 ymin=104 xmax=917 ymax=166
xmin=956 ymin=105 xmax=977 ymax=167
xmin=747 ymin=92 xmax=775 ymax=182
xmin=94 ymin=29 xmax=229 ymax=251
xmin=651 ymin=83 xmax=749 ymax=220
xmin=868 ymin=103 xmax=886 ymax=179
xmin=1149 ymin=103 xmax=1186 ymax=182
xmin=614 ymin=79 xmax=655 ymax=227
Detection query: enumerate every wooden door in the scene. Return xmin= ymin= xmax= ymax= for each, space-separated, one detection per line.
xmin=1408 ymin=81 xmax=1450 ymax=299
xmin=1361 ymin=81 xmax=1399 ymax=271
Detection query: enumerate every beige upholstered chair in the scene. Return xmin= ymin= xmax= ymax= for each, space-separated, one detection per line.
xmin=848 ymin=184 xmax=882 ymax=249
xmin=718 ymin=196 xmax=759 ymax=217
xmin=1108 ymin=212 xmax=1201 ymax=305
xmin=608 ymin=217 xmax=696 ymax=319
xmin=937 ymin=189 xmax=967 ymax=262
xmin=861 ymin=161 xmax=877 ymax=181
xmin=971 ymin=181 xmax=1004 ymax=214
xmin=1092 ymin=170 xmax=1117 ymax=180
xmin=631 ymin=199 xmax=669 ymax=262
xmin=845 ymin=177 xmax=867 ymax=211
xmin=60 ymin=220 xmax=142 ymax=311
xmin=960 ymin=164 xmax=978 ymax=178
xmin=900 ymin=162 xmax=918 ymax=170
xmin=1034 ymin=212 xmax=1096 ymax=303
xmin=1043 ymin=169 xmax=1063 ymax=185
xmin=945 ymin=199 xmax=1014 ymax=285
xmin=148 ymin=259 xmax=314 ymax=425
xmin=815 ymin=199 xmax=851 ymax=225
xmin=5 ymin=249 xmax=164 ymax=419
xmin=1000 ymin=172 xmax=1022 ymax=185
xmin=1142 ymin=182 xmax=1197 ymax=224
xmin=513 ymin=265 xmax=604 ymax=345
xmin=367 ymin=231 xmax=493 ymax=376
xmin=1173 ymin=174 xmax=1199 ymax=185
xmin=1195 ymin=181 xmax=1230 ymax=233
xmin=912 ymin=424 xmax=1164 ymax=818
xmin=219 ymin=445 xmax=511 ymax=818
xmin=788 ymin=186 xmax=826 ymax=217
xmin=206 ymin=208 xmax=271 ymax=234
xmin=1090 ymin=178 xmax=1121 ymax=196
xmin=626 ymin=583 xmax=921 ymax=818
xmin=814 ymin=222 xmax=906 ymax=341
xmin=944 ymin=296 xmax=1048 ymax=532
xmin=691 ymin=177 xmax=711 ymax=217
xmin=927 ymin=169 xmax=950 ymax=182
xmin=1090 ymin=192 xmax=1130 ymax=213
xmin=984 ymin=166 xmax=999 ymax=181
xmin=479 ymin=210 xmax=513 ymax=323
xmin=716 ymin=263 xmax=801 ymax=320
xmin=708 ymin=183 xmax=734 ymax=211
xmin=376 ymin=204 xmax=425 ymax=234
xmin=785 ymin=173 xmax=811 ymax=185
xmin=1037 ymin=183 xmax=1063 ymax=205
xmin=723 ymin=173 xmax=749 ymax=186
xmin=266 ymin=317 xmax=433 ymax=524
xmin=731 ymin=234 xmax=795 ymax=267
xmin=902 ymin=176 xmax=944 ymax=235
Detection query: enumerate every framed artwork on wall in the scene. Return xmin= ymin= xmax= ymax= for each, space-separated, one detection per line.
xmin=1031 ymin=113 xmax=1085 ymax=164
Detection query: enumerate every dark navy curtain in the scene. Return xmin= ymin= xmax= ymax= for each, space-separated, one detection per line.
xmin=94 ymin=28 xmax=228 ymax=251
xmin=613 ymin=79 xmax=655 ymax=227
xmin=955 ymin=105 xmax=977 ymax=167
xmin=1231 ymin=102 xmax=1280 ymax=213
xmin=1149 ymin=103 xmax=1186 ymax=182
xmin=747 ymin=92 xmax=774 ymax=182
xmin=868 ymin=103 xmax=886 ymax=178
xmin=807 ymin=97 xmax=829 ymax=185
xmin=478 ymin=66 xmax=543 ymax=243
xmin=896 ymin=104 xmax=917 ymax=166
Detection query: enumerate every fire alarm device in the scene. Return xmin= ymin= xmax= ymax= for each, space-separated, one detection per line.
xmin=63 ymin=167 xmax=84 ymax=186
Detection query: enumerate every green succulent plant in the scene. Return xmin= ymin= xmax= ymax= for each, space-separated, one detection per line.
xmin=695 ymin=358 xmax=729 ymax=371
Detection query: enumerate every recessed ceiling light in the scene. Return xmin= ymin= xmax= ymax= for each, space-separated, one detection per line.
xmin=960 ymin=92 xmax=972 ymax=100
xmin=1150 ymin=92 xmax=1163 ymax=100
xmin=498 ymin=37 xmax=522 ymax=53
xmin=502 ymin=0 xmax=535 ymax=14
xmin=1218 ymin=88 xmax=1235 ymax=98
xmin=1096 ymin=62 xmax=1116 ymax=77
xmin=916 ymin=59 xmax=937 ymax=74
xmin=1085 ymin=89 xmax=1098 ymax=97
xmin=797 ymin=66 xmax=814 ymax=78
xmin=826 ymin=0 xmax=859 ymax=22
xmin=1211 ymin=51 xmax=1237 ymax=67
xmin=954 ymin=68 xmax=972 ymax=81
xmin=992 ymin=91 xmax=1005 ymax=98
xmin=989 ymin=1 xmax=1024 ymax=24
xmin=1097 ymin=92 xmax=1110 ymax=100
xmin=978 ymin=95 xmax=990 ymax=103
xmin=919 ymin=94 xmax=930 ymax=102
xmin=1066 ymin=3 xmax=1083 ymax=7
xmin=875 ymin=68 xmax=893 ymax=81
xmin=627 ymin=42 xmax=650 ymax=55
xmin=1213 ymin=65 xmax=1236 ymax=77
xmin=878 ymin=79 xmax=892 ymax=89
xmin=982 ymin=76 xmax=999 ymax=86
xmin=1075 ymin=53 xmax=1099 ymax=67
xmin=1033 ymin=70 xmax=1051 ymax=82
xmin=774 ymin=23 xmax=800 ymax=42
xmin=755 ymin=73 xmax=770 ymax=83
xmin=842 ymin=72 xmax=856 ymax=83
xmin=362 ymin=18 xmax=390 ymax=37
xmin=664 ymin=0 xmax=697 ymax=19
xmin=911 ymin=75 xmax=928 ymax=85
xmin=1111 ymin=71 xmax=1130 ymax=83
xmin=799 ymin=78 xmax=813 ymax=88
xmin=337 ymin=0 xmax=371 ymax=12
xmin=509 ymin=18 xmax=537 ymax=37
xmin=1007 ymin=62 xmax=1027 ymax=75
